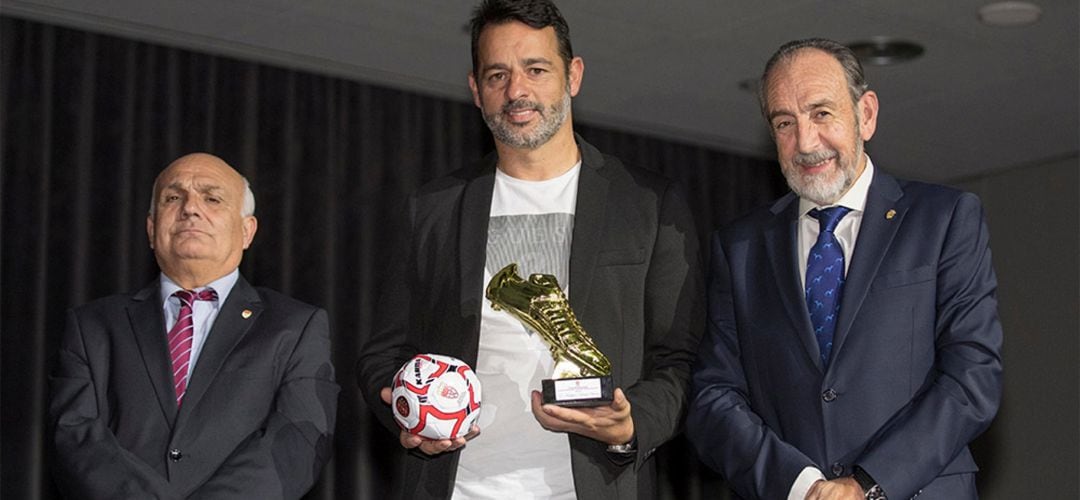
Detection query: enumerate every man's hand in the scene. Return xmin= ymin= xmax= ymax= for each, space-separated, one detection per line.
xmin=529 ymin=387 xmax=634 ymax=445
xmin=380 ymin=387 xmax=480 ymax=456
xmin=806 ymin=477 xmax=864 ymax=500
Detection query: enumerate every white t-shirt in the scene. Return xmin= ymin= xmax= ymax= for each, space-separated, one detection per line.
xmin=452 ymin=163 xmax=581 ymax=500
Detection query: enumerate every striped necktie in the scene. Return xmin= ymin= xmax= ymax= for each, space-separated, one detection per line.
xmin=168 ymin=288 xmax=218 ymax=406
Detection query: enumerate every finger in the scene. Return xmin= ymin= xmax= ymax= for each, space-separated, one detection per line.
xmin=419 ymin=438 xmax=453 ymax=455
xmin=380 ymin=387 xmax=392 ymax=405
xmin=463 ymin=424 xmax=482 ymax=441
xmin=609 ymin=388 xmax=630 ymax=412
xmin=399 ymin=431 xmax=422 ymax=449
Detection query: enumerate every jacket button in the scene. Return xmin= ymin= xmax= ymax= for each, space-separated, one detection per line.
xmin=822 ymin=389 xmax=837 ymax=402
xmin=831 ymin=462 xmax=844 ymax=476
xmin=168 ymin=449 xmax=183 ymax=461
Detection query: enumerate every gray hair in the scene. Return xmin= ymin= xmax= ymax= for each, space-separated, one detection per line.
xmin=758 ymin=38 xmax=869 ymax=119
xmin=148 ymin=177 xmax=256 ymax=217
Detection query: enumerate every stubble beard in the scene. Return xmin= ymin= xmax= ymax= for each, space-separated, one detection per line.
xmin=483 ymin=85 xmax=571 ymax=150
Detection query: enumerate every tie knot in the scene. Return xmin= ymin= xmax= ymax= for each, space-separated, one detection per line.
xmin=174 ymin=288 xmax=218 ymax=307
xmin=809 ymin=206 xmax=851 ymax=234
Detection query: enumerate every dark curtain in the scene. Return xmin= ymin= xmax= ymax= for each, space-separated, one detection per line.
xmin=0 ymin=16 xmax=784 ymax=499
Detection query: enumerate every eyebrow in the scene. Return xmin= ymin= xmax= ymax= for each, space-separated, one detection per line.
xmin=481 ymin=57 xmax=554 ymax=74
xmin=161 ymin=182 xmax=226 ymax=196
xmin=767 ymin=99 xmax=837 ymax=122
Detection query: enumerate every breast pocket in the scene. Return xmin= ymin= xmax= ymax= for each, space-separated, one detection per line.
xmin=596 ymin=248 xmax=646 ymax=267
xmin=871 ymin=265 xmax=935 ymax=291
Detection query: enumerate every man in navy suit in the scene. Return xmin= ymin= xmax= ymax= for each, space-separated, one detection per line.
xmin=50 ymin=153 xmax=338 ymax=499
xmin=687 ymin=39 xmax=1003 ymax=499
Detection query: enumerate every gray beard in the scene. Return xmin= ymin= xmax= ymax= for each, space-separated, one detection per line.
xmin=483 ymin=91 xmax=571 ymax=150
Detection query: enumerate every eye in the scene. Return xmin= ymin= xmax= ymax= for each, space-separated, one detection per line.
xmin=206 ymin=196 xmax=222 ymax=204
xmin=814 ymin=110 xmax=832 ymax=119
xmin=528 ymin=67 xmax=546 ymax=76
xmin=487 ymin=71 xmax=507 ymax=83
xmin=163 ymin=194 xmax=180 ymax=203
xmin=772 ymin=119 xmax=792 ymax=131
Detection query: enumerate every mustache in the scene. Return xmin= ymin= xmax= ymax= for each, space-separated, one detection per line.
xmin=793 ymin=149 xmax=838 ymax=166
xmin=503 ymin=99 xmax=542 ymax=114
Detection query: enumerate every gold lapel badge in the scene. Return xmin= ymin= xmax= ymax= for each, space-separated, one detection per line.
xmin=241 ymin=309 xmax=253 ymax=319
xmin=885 ymin=209 xmax=897 ymax=220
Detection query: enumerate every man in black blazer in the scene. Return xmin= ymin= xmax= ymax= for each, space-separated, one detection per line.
xmin=687 ymin=39 xmax=1003 ymax=499
xmin=357 ymin=1 xmax=703 ymax=498
xmin=49 ymin=153 xmax=338 ymax=499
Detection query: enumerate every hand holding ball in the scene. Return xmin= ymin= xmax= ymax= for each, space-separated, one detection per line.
xmin=391 ymin=354 xmax=482 ymax=440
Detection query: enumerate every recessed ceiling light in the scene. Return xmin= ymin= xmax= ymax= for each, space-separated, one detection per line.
xmin=979 ymin=1 xmax=1043 ymax=26
xmin=847 ymin=38 xmax=925 ymax=66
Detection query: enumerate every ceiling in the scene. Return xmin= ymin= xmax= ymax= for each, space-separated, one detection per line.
xmin=3 ymin=0 xmax=1077 ymax=182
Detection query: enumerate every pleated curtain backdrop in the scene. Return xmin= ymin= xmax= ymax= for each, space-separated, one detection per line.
xmin=0 ymin=16 xmax=785 ymax=499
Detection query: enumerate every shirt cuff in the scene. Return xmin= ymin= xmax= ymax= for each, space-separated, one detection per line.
xmin=788 ymin=466 xmax=826 ymax=500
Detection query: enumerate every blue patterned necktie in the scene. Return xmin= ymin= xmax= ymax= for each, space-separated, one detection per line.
xmin=805 ymin=206 xmax=851 ymax=366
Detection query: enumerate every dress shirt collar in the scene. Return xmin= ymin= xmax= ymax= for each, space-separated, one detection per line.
xmin=159 ymin=268 xmax=239 ymax=309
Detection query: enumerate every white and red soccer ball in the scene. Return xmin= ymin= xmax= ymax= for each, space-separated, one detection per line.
xmin=391 ymin=354 xmax=482 ymax=440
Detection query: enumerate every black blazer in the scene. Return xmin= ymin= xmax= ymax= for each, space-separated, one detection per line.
xmin=50 ymin=275 xmax=338 ymax=499
xmin=358 ymin=136 xmax=704 ymax=499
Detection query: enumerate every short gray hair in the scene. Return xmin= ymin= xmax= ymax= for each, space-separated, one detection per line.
xmin=758 ymin=38 xmax=869 ymax=118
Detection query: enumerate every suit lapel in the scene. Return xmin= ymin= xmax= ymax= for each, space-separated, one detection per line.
xmin=176 ymin=277 xmax=262 ymax=423
xmin=568 ymin=139 xmax=609 ymax=317
xmin=458 ymin=156 xmax=496 ymax=320
xmin=764 ymin=194 xmax=825 ymax=371
xmin=829 ymin=171 xmax=905 ymax=363
xmin=127 ymin=282 xmax=178 ymax=427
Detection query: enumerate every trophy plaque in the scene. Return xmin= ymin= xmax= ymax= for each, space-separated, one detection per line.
xmin=486 ymin=263 xmax=614 ymax=407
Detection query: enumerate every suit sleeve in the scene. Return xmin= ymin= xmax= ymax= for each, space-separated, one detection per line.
xmin=686 ymin=232 xmax=818 ymax=499
xmin=624 ymin=183 xmax=706 ymax=468
xmin=191 ymin=308 xmax=339 ymax=500
xmin=50 ymin=310 xmax=180 ymax=500
xmin=853 ymin=193 xmax=1003 ymax=499
xmin=356 ymin=193 xmax=419 ymax=435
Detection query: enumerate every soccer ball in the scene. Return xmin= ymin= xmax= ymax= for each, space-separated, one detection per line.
xmin=391 ymin=354 xmax=482 ymax=440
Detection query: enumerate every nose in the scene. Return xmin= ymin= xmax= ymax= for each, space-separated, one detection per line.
xmin=505 ymin=69 xmax=528 ymax=101
xmin=795 ymin=120 xmax=821 ymax=153
xmin=179 ymin=196 xmax=201 ymax=218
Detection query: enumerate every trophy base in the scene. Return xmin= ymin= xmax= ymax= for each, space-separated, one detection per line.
xmin=541 ymin=375 xmax=614 ymax=407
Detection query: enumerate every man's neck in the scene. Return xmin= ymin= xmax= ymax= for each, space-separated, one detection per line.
xmin=494 ymin=127 xmax=580 ymax=181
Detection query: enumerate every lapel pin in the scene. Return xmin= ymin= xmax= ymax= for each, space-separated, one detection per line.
xmin=885 ymin=209 xmax=896 ymax=220
xmin=241 ymin=309 xmax=253 ymax=319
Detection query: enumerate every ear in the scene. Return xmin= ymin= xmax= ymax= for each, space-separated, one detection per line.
xmin=857 ymin=90 xmax=879 ymax=142
xmin=146 ymin=214 xmax=155 ymax=249
xmin=241 ymin=216 xmax=258 ymax=249
xmin=468 ymin=72 xmax=482 ymax=109
xmin=568 ymin=56 xmax=584 ymax=97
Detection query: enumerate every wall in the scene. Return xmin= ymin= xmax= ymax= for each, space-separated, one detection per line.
xmin=957 ymin=155 xmax=1079 ymax=498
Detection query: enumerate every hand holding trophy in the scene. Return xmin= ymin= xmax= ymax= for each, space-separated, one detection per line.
xmin=486 ymin=263 xmax=614 ymax=407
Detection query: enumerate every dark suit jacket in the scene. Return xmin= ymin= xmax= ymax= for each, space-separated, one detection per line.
xmin=687 ymin=169 xmax=1003 ymax=500
xmin=357 ymin=136 xmax=704 ymax=499
xmin=50 ymin=275 xmax=338 ymax=499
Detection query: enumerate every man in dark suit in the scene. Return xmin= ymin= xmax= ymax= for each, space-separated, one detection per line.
xmin=356 ymin=1 xmax=703 ymax=498
xmin=49 ymin=153 xmax=338 ymax=499
xmin=687 ymin=38 xmax=1003 ymax=500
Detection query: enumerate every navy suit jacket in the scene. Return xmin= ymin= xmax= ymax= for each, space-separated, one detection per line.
xmin=357 ymin=136 xmax=704 ymax=499
xmin=50 ymin=276 xmax=339 ymax=499
xmin=687 ymin=169 xmax=1003 ymax=499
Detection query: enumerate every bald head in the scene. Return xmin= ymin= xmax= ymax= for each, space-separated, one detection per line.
xmin=147 ymin=153 xmax=258 ymax=288
xmin=150 ymin=153 xmax=255 ymax=217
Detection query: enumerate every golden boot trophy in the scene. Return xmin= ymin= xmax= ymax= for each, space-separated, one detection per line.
xmin=486 ymin=263 xmax=614 ymax=406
